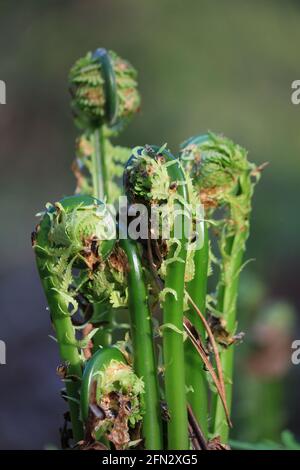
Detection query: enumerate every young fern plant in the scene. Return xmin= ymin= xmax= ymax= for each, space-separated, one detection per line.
xmin=69 ymin=49 xmax=162 ymax=448
xmin=181 ymin=133 xmax=261 ymax=443
xmin=33 ymin=46 xmax=262 ymax=450
xmin=69 ymin=48 xmax=141 ymax=348
xmin=69 ymin=47 xmax=140 ymax=204
xmin=124 ymin=144 xmax=191 ymax=449
xmin=32 ymin=195 xmax=116 ymax=442
xmin=33 ymin=192 xmax=161 ymax=448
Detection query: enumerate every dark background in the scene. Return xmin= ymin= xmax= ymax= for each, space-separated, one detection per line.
xmin=0 ymin=0 xmax=299 ymax=449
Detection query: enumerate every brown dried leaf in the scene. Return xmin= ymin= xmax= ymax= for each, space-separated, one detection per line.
xmin=207 ymin=436 xmax=230 ymax=451
xmin=200 ymin=187 xmax=219 ymax=209
xmin=56 ymin=362 xmax=69 ymax=380
xmin=108 ymin=416 xmax=130 ymax=449
xmin=108 ymin=246 xmax=129 ymax=273
xmin=208 ymin=314 xmax=245 ymax=348
xmin=186 ymin=293 xmax=230 ymax=422
xmin=82 ymin=323 xmax=94 ymax=360
xmin=81 ymin=235 xmax=101 ymax=270
xmin=74 ymin=440 xmax=108 ymax=451
xmin=183 ymin=318 xmax=231 ymax=427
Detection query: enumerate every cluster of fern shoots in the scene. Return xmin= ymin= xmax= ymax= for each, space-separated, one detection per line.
xmin=32 ymin=48 xmax=262 ymax=450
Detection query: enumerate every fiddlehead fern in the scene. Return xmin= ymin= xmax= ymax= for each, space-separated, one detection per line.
xmin=69 ymin=48 xmax=140 ymax=133
xmin=182 ymin=133 xmax=260 ymax=442
xmin=69 ymin=48 xmax=141 ymax=349
xmin=32 ymin=43 xmax=263 ymax=450
xmin=32 ymin=195 xmax=118 ymax=442
xmin=69 ymin=47 xmax=140 ymax=203
xmin=124 ymin=144 xmax=190 ymax=449
xmin=80 ymin=346 xmax=145 ymax=450
xmin=34 ymin=193 xmax=157 ymax=447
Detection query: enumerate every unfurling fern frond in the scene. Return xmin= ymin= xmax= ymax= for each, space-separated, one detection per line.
xmin=69 ymin=49 xmax=140 ymax=133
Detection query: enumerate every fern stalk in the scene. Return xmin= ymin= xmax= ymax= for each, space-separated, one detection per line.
xmin=180 ymin=133 xmax=260 ymax=444
xmin=120 ymin=237 xmax=163 ymax=449
xmin=34 ymin=202 xmax=85 ymax=442
xmin=157 ymin=147 xmax=189 ymax=449
xmin=180 ymin=134 xmax=211 ymax=437
xmin=185 ymin=223 xmax=209 ymax=436
xmin=90 ymin=125 xmax=113 ymax=348
xmin=124 ymin=145 xmax=190 ymax=449
xmin=212 ymin=231 xmax=246 ymax=441
xmin=37 ymin=274 xmax=84 ymax=442
xmin=91 ymin=126 xmax=107 ymax=201
xmin=210 ymin=163 xmax=259 ymax=443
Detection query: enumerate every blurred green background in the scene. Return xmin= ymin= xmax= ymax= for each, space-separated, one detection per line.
xmin=0 ymin=0 xmax=299 ymax=449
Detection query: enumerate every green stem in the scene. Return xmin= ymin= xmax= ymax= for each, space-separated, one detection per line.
xmin=120 ymin=237 xmax=163 ymax=450
xmin=91 ymin=127 xmax=107 ymax=201
xmin=211 ymin=230 xmax=247 ymax=442
xmin=87 ymin=50 xmax=118 ymax=350
xmin=159 ymin=148 xmax=189 ymax=450
xmin=91 ymin=126 xmax=112 ymax=349
xmin=90 ymin=48 xmax=116 ymax=202
xmin=91 ymin=305 xmax=113 ymax=352
xmin=37 ymin=270 xmax=84 ymax=442
xmin=185 ymin=222 xmax=209 ymax=437
xmin=34 ymin=202 xmax=86 ymax=443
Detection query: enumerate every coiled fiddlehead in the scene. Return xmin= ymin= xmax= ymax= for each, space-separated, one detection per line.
xmin=80 ymin=346 xmax=145 ymax=450
xmin=124 ymin=144 xmax=190 ymax=450
xmin=69 ymin=47 xmax=141 ymax=203
xmin=69 ymin=48 xmax=140 ymax=132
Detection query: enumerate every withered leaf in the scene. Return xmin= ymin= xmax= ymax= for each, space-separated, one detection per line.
xmin=207 ymin=436 xmax=230 ymax=451
xmin=208 ymin=314 xmax=245 ymax=348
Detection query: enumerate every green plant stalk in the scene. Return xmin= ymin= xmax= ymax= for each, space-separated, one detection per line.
xmin=185 ymin=222 xmax=209 ymax=437
xmin=120 ymin=237 xmax=163 ymax=449
xmin=91 ymin=127 xmax=107 ymax=201
xmin=160 ymin=149 xmax=189 ymax=450
xmin=180 ymin=133 xmax=211 ymax=438
xmin=91 ymin=304 xmax=113 ymax=351
xmin=88 ymin=49 xmax=118 ymax=349
xmin=36 ymin=262 xmax=84 ymax=442
xmin=91 ymin=126 xmax=112 ymax=348
xmin=212 ymin=225 xmax=248 ymax=442
xmin=164 ymin=250 xmax=189 ymax=449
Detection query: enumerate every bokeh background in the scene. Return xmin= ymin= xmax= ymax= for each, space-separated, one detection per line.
xmin=0 ymin=0 xmax=300 ymax=449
